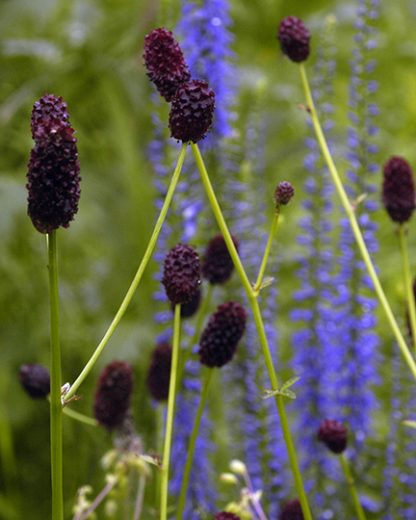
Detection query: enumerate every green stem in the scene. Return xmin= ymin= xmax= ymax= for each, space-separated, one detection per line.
xmin=62 ymin=406 xmax=98 ymax=427
xmin=160 ymin=304 xmax=182 ymax=520
xmin=47 ymin=231 xmax=63 ymax=520
xmin=299 ymin=63 xmax=416 ymax=381
xmin=176 ymin=284 xmax=213 ymax=390
xmin=66 ymin=144 xmax=187 ymax=402
xmin=176 ymin=369 xmax=213 ymax=520
xmin=191 ymin=142 xmax=313 ymax=520
xmin=339 ymin=454 xmax=367 ymax=520
xmin=398 ymin=225 xmax=416 ymax=352
xmin=253 ymin=211 xmax=280 ymax=295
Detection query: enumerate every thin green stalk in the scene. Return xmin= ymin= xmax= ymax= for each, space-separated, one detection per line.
xmin=47 ymin=231 xmax=63 ymax=520
xmin=176 ymin=284 xmax=213 ymax=390
xmin=299 ymin=63 xmax=416 ymax=380
xmin=339 ymin=454 xmax=367 ymax=520
xmin=160 ymin=304 xmax=182 ymax=520
xmin=62 ymin=406 xmax=98 ymax=427
xmin=253 ymin=211 xmax=280 ymax=295
xmin=176 ymin=369 xmax=213 ymax=520
xmin=191 ymin=142 xmax=313 ymax=520
xmin=398 ymin=225 xmax=416 ymax=352
xmin=66 ymin=144 xmax=187 ymax=402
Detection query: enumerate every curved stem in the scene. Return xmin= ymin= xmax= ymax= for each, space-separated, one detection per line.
xmin=62 ymin=406 xmax=98 ymax=427
xmin=66 ymin=144 xmax=187 ymax=401
xmin=253 ymin=211 xmax=280 ymax=295
xmin=47 ymin=231 xmax=63 ymax=520
xmin=299 ymin=63 xmax=416 ymax=380
xmin=339 ymin=455 xmax=367 ymax=520
xmin=176 ymin=369 xmax=212 ymax=520
xmin=160 ymin=304 xmax=182 ymax=520
xmin=398 ymin=224 xmax=416 ymax=352
xmin=133 ymin=474 xmax=146 ymax=520
xmin=191 ymin=143 xmax=313 ymax=520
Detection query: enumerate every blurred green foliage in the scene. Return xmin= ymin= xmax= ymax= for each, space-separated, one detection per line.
xmin=1 ymin=0 xmax=416 ymax=518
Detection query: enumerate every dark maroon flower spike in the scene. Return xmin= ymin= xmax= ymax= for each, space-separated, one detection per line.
xmin=214 ymin=513 xmax=241 ymax=520
xmin=317 ymin=419 xmax=348 ymax=454
xmin=146 ymin=342 xmax=172 ymax=401
xmin=277 ymin=16 xmax=310 ymax=63
xmin=382 ymin=156 xmax=416 ymax=224
xmin=19 ymin=363 xmax=50 ymax=399
xmin=169 ymin=79 xmax=216 ymax=143
xmin=93 ymin=361 xmax=133 ymax=431
xmin=162 ymin=244 xmax=201 ymax=305
xmin=199 ymin=302 xmax=247 ymax=368
xmin=143 ymin=27 xmax=191 ymax=102
xmin=275 ymin=181 xmax=295 ymax=208
xmin=279 ymin=498 xmax=304 ymax=520
xmin=27 ymin=94 xmax=81 ymax=234
xmin=202 ymin=235 xmax=239 ymax=285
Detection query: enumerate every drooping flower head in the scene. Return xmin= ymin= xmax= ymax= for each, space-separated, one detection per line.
xmin=279 ymin=498 xmax=304 ymax=520
xmin=169 ymin=79 xmax=216 ymax=143
xmin=93 ymin=361 xmax=133 ymax=431
xmin=146 ymin=342 xmax=172 ymax=402
xmin=277 ymin=16 xmax=310 ymax=63
xmin=317 ymin=419 xmax=348 ymax=454
xmin=202 ymin=234 xmax=239 ymax=285
xmin=275 ymin=181 xmax=295 ymax=208
xmin=19 ymin=363 xmax=50 ymax=399
xmin=382 ymin=156 xmax=416 ymax=224
xmin=162 ymin=244 xmax=201 ymax=305
xmin=27 ymin=94 xmax=81 ymax=234
xmin=199 ymin=301 xmax=247 ymax=368
xmin=143 ymin=27 xmax=191 ymax=102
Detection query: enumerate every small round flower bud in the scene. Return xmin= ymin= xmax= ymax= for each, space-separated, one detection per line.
xmin=275 ymin=181 xmax=295 ymax=207
xmin=143 ymin=28 xmax=191 ymax=102
xmin=172 ymin=286 xmax=201 ymax=319
xmin=19 ymin=363 xmax=50 ymax=399
xmin=382 ymin=156 xmax=416 ymax=223
xmin=162 ymin=244 xmax=201 ymax=305
xmin=317 ymin=419 xmax=348 ymax=454
xmin=279 ymin=499 xmax=304 ymax=520
xmin=27 ymin=94 xmax=81 ymax=234
xmin=199 ymin=302 xmax=247 ymax=368
xmin=146 ymin=342 xmax=172 ymax=401
xmin=229 ymin=459 xmax=246 ymax=475
xmin=93 ymin=361 xmax=133 ymax=431
xmin=169 ymin=80 xmax=215 ymax=143
xmin=214 ymin=513 xmax=241 ymax=520
xmin=202 ymin=235 xmax=239 ymax=285
xmin=219 ymin=473 xmax=239 ymax=485
xmin=277 ymin=16 xmax=310 ymax=63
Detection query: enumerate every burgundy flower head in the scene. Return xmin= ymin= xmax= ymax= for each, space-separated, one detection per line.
xmin=279 ymin=499 xmax=304 ymax=520
xmin=146 ymin=342 xmax=172 ymax=402
xmin=169 ymin=79 xmax=215 ymax=143
xmin=382 ymin=156 xmax=416 ymax=223
xmin=27 ymin=94 xmax=81 ymax=234
xmin=93 ymin=361 xmax=133 ymax=431
xmin=19 ymin=363 xmax=50 ymax=399
xmin=277 ymin=16 xmax=310 ymax=63
xmin=162 ymin=244 xmax=201 ymax=305
xmin=143 ymin=28 xmax=191 ymax=102
xmin=202 ymin=235 xmax=239 ymax=285
xmin=317 ymin=419 xmax=348 ymax=454
xmin=214 ymin=513 xmax=241 ymax=520
xmin=199 ymin=302 xmax=247 ymax=368
xmin=275 ymin=181 xmax=295 ymax=207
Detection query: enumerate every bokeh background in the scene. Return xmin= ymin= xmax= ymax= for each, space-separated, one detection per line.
xmin=1 ymin=0 xmax=416 ymax=518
